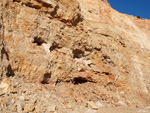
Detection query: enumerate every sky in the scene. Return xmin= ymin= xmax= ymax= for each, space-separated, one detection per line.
xmin=107 ymin=0 xmax=150 ymax=19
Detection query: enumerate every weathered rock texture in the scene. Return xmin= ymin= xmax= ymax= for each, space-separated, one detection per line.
xmin=0 ymin=0 xmax=150 ymax=112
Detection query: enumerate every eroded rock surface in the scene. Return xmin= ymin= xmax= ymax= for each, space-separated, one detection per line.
xmin=0 ymin=0 xmax=150 ymax=112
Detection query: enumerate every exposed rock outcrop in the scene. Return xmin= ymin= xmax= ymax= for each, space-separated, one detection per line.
xmin=0 ymin=0 xmax=150 ymax=112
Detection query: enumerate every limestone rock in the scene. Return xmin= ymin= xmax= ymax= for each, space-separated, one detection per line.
xmin=17 ymin=101 xmax=24 ymax=113
xmin=24 ymin=104 xmax=35 ymax=112
xmin=47 ymin=105 xmax=56 ymax=112
xmin=85 ymin=108 xmax=97 ymax=113
xmin=87 ymin=101 xmax=98 ymax=110
xmin=10 ymin=104 xmax=17 ymax=112
xmin=95 ymin=101 xmax=104 ymax=108
xmin=0 ymin=79 xmax=10 ymax=95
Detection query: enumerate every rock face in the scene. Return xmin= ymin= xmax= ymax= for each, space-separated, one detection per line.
xmin=0 ymin=0 xmax=150 ymax=112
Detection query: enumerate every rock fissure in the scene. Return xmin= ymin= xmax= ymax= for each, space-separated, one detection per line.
xmin=33 ymin=37 xmax=46 ymax=46
xmin=72 ymin=77 xmax=95 ymax=85
xmin=41 ymin=72 xmax=51 ymax=84
xmin=1 ymin=46 xmax=9 ymax=60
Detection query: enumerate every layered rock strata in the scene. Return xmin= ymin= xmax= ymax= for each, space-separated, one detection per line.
xmin=0 ymin=0 xmax=150 ymax=112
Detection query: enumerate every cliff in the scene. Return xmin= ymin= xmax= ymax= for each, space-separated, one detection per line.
xmin=0 ymin=0 xmax=150 ymax=112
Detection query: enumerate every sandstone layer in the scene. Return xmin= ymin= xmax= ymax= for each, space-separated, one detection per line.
xmin=0 ymin=0 xmax=150 ymax=112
